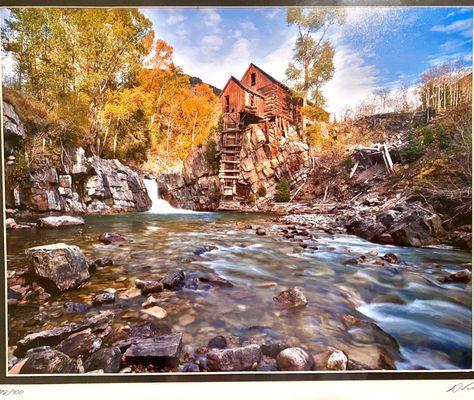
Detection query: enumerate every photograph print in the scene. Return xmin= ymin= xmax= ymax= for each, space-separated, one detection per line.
xmin=1 ymin=5 xmax=472 ymax=376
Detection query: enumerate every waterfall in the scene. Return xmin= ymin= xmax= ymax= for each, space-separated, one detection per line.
xmin=143 ymin=178 xmax=195 ymax=214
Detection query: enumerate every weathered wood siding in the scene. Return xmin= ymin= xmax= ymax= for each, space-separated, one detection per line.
xmin=241 ymin=64 xmax=301 ymax=123
xmin=220 ymin=78 xmax=264 ymax=118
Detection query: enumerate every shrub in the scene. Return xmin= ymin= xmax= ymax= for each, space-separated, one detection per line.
xmin=399 ymin=130 xmax=424 ymax=163
xmin=341 ymin=155 xmax=353 ymax=170
xmin=420 ymin=126 xmax=435 ymax=146
xmin=257 ymin=185 xmax=267 ymax=198
xmin=205 ymin=138 xmax=220 ymax=171
xmin=434 ymin=124 xmax=451 ymax=150
xmin=248 ymin=193 xmax=256 ymax=204
xmin=274 ymin=177 xmax=291 ymax=202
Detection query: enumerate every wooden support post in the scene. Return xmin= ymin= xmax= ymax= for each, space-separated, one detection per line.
xmin=349 ymin=160 xmax=360 ymax=179
xmin=383 ymin=144 xmax=394 ymax=173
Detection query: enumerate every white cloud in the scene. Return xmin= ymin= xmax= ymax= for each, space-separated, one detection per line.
xmin=166 ymin=14 xmax=185 ymax=25
xmin=428 ymin=51 xmax=472 ymax=66
xmin=263 ymin=9 xmax=281 ymax=19
xmin=240 ymin=20 xmax=257 ymax=31
xmin=200 ymin=8 xmax=222 ymax=32
xmin=431 ymin=18 xmax=473 ymax=38
xmin=173 ymin=37 xmax=252 ymax=88
xmin=440 ymin=38 xmax=471 ymax=53
xmin=201 ymin=35 xmax=223 ymax=51
xmin=322 ymin=44 xmax=380 ymax=119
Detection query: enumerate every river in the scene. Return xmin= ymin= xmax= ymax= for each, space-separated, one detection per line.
xmin=7 ymin=199 xmax=472 ymax=371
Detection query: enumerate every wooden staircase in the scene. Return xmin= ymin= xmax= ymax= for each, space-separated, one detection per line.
xmin=219 ymin=113 xmax=244 ymax=197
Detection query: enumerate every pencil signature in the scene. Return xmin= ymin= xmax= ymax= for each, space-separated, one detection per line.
xmin=446 ymin=382 xmax=474 ymax=393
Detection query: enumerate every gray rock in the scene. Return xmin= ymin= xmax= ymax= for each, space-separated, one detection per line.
xmin=326 ymin=350 xmax=348 ymax=370
xmin=99 ymin=232 xmax=126 ymax=245
xmin=84 ymin=346 xmax=122 ymax=373
xmin=26 ymin=243 xmax=90 ymax=292
xmin=442 ymin=269 xmax=471 ymax=284
xmin=55 ymin=329 xmax=96 ymax=358
xmin=37 ymin=216 xmax=85 ymax=228
xmin=19 ymin=349 xmax=78 ymax=374
xmin=162 ymin=270 xmax=185 ymax=290
xmin=207 ymin=335 xmax=227 ymax=349
xmin=92 ymin=292 xmax=116 ymax=306
xmin=123 ymin=333 xmax=183 ymax=368
xmin=207 ymin=344 xmax=261 ymax=372
xmin=135 ymin=279 xmax=164 ymax=295
xmin=198 ymin=272 xmax=233 ymax=287
xmin=15 ymin=311 xmax=114 ymax=357
xmin=273 ymin=287 xmax=308 ymax=308
xmin=276 ymin=347 xmax=314 ymax=371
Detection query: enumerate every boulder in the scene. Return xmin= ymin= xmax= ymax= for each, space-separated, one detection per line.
xmin=198 ymin=272 xmax=233 ymax=287
xmin=25 ymin=243 xmax=90 ymax=292
xmin=19 ymin=349 xmax=78 ymax=374
xmin=207 ymin=344 xmax=261 ymax=372
xmin=92 ymin=292 xmax=116 ymax=306
xmin=84 ymin=346 xmax=122 ymax=373
xmin=381 ymin=253 xmax=399 ymax=264
xmin=161 ymin=270 xmax=185 ymax=290
xmin=123 ymin=333 xmax=183 ymax=367
xmin=441 ymin=269 xmax=471 ymax=284
xmin=207 ymin=335 xmax=227 ymax=349
xmin=6 ymin=218 xmax=17 ymax=229
xmin=273 ymin=287 xmax=307 ymax=308
xmin=37 ymin=216 xmax=85 ymax=228
xmin=276 ymin=347 xmax=314 ymax=371
xmin=15 ymin=311 xmax=114 ymax=357
xmin=326 ymin=350 xmax=348 ymax=371
xmin=135 ymin=279 xmax=164 ymax=295
xmin=55 ymin=329 xmax=96 ymax=358
xmin=99 ymin=232 xmax=127 ymax=245
xmin=142 ymin=306 xmax=167 ymax=320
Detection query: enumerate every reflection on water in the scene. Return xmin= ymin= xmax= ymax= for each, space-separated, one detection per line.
xmin=7 ymin=212 xmax=472 ymax=370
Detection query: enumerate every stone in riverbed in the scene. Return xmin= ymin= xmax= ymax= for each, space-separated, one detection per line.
xmin=37 ymin=216 xmax=85 ymax=228
xmin=88 ymin=257 xmax=113 ymax=272
xmin=276 ymin=347 xmax=314 ymax=371
xmin=198 ymin=272 xmax=233 ymax=287
xmin=55 ymin=329 xmax=96 ymax=358
xmin=19 ymin=349 xmax=78 ymax=374
xmin=207 ymin=344 xmax=261 ymax=372
xmin=162 ymin=270 xmax=185 ymax=290
xmin=326 ymin=349 xmax=348 ymax=370
xmin=15 ymin=311 xmax=114 ymax=357
xmin=441 ymin=269 xmax=471 ymax=284
xmin=123 ymin=333 xmax=183 ymax=368
xmin=26 ymin=243 xmax=90 ymax=292
xmin=141 ymin=295 xmax=158 ymax=308
xmin=99 ymin=232 xmax=127 ymax=245
xmin=261 ymin=342 xmax=289 ymax=358
xmin=92 ymin=292 xmax=116 ymax=306
xmin=135 ymin=279 xmax=164 ymax=295
xmin=84 ymin=346 xmax=122 ymax=373
xmin=382 ymin=252 xmax=399 ymax=264
xmin=207 ymin=335 xmax=227 ymax=349
xmin=256 ymin=228 xmax=266 ymax=236
xmin=273 ymin=287 xmax=307 ymax=308
xmin=142 ymin=306 xmax=167 ymax=320
xmin=6 ymin=218 xmax=16 ymax=229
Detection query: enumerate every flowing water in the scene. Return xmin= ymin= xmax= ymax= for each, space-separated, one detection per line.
xmin=7 ymin=207 xmax=472 ymax=371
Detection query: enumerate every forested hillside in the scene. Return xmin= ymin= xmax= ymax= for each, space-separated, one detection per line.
xmin=2 ymin=9 xmax=220 ymax=172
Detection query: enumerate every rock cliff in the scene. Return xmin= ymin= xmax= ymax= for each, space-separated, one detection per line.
xmin=3 ymin=101 xmax=151 ymax=214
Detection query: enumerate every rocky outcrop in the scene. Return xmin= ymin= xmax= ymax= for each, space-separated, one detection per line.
xmin=346 ymin=201 xmax=448 ymax=247
xmin=237 ymin=124 xmax=311 ymax=200
xmin=3 ymin=101 xmax=25 ymax=155
xmin=3 ymin=101 xmax=152 ymax=214
xmin=26 ymin=243 xmax=90 ymax=292
xmin=37 ymin=216 xmax=85 ymax=228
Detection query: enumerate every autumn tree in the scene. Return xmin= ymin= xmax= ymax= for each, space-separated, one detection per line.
xmin=2 ymin=8 xmax=154 ymax=155
xmin=285 ymin=7 xmax=345 ymax=128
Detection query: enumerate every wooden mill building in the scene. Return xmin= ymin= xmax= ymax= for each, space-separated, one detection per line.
xmin=218 ymin=63 xmax=303 ymax=198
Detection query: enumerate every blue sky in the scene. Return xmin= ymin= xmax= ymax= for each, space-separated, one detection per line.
xmin=1 ymin=7 xmax=472 ymax=117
